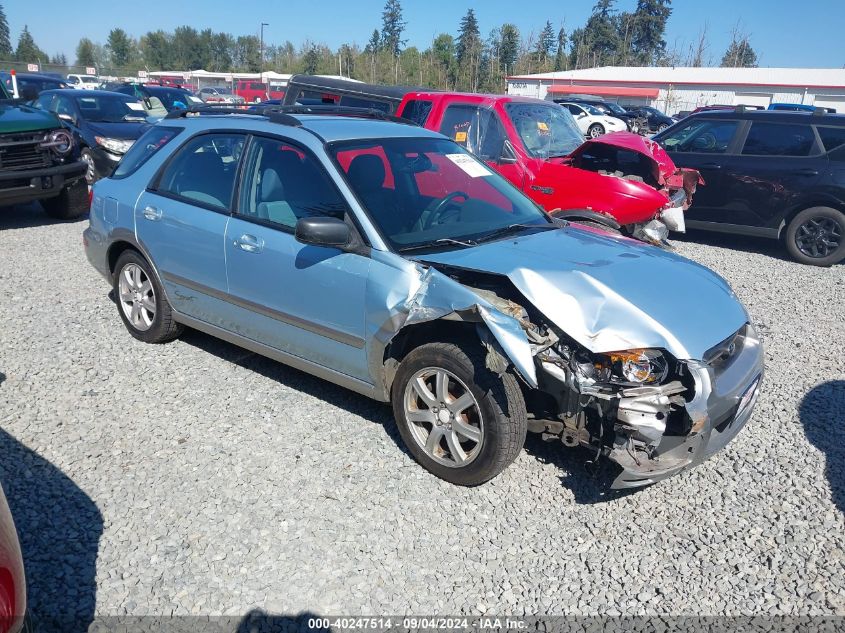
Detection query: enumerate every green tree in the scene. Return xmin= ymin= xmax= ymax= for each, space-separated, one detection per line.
xmin=15 ymin=26 xmax=46 ymax=63
xmin=234 ymin=35 xmax=260 ymax=71
xmin=721 ymin=34 xmax=757 ymax=68
xmin=209 ymin=32 xmax=233 ymax=72
xmin=139 ymin=31 xmax=170 ymax=69
xmin=554 ymin=26 xmax=568 ymax=71
xmin=0 ymin=3 xmax=11 ymax=59
xmin=456 ymin=9 xmax=481 ymax=91
xmin=431 ymin=33 xmax=455 ymax=88
xmin=76 ymin=37 xmax=97 ymax=66
xmin=380 ymin=0 xmax=405 ymax=57
xmin=172 ymin=26 xmax=202 ymax=70
xmin=535 ymin=20 xmax=556 ymax=68
xmin=50 ymin=52 xmax=67 ymax=65
xmin=629 ymin=0 xmax=672 ymax=65
xmin=499 ymin=24 xmax=519 ymax=75
xmin=302 ymin=45 xmax=320 ymax=74
xmin=573 ymin=0 xmax=619 ymax=68
xmin=107 ymin=28 xmax=132 ymax=67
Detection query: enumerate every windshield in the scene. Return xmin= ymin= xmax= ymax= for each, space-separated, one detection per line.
xmin=579 ymin=103 xmax=603 ymax=116
xmin=214 ymin=87 xmax=233 ymax=95
xmin=81 ymin=76 xmax=98 ymax=84
xmin=150 ymin=88 xmax=193 ymax=111
xmin=506 ymin=103 xmax=584 ymax=159
xmin=605 ymin=102 xmax=627 ymax=115
xmin=75 ymin=94 xmax=147 ymax=122
xmin=332 ymin=137 xmax=551 ymax=252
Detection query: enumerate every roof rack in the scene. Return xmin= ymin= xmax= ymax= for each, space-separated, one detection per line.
xmin=163 ymin=103 xmax=416 ymax=127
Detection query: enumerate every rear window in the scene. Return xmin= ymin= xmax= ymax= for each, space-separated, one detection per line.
xmin=112 ymin=126 xmax=182 ymax=179
xmin=339 ymin=95 xmax=391 ymax=112
xmin=401 ymin=99 xmax=433 ymax=126
xmin=742 ymin=122 xmax=816 ymax=156
xmin=816 ymin=126 xmax=845 ymax=152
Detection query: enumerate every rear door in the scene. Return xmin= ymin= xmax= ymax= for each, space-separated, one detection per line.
xmin=722 ymin=120 xmax=827 ymax=230
xmin=134 ymin=131 xmax=246 ymax=324
xmin=658 ymin=117 xmax=743 ymax=225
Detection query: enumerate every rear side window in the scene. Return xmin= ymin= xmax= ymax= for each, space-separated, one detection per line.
xmin=154 ymin=133 xmax=246 ymax=209
xmin=112 ymin=126 xmax=182 ymax=179
xmin=401 ymin=99 xmax=433 ymax=125
xmin=339 ymin=95 xmax=392 ymax=112
xmin=817 ymin=126 xmax=845 ymax=152
xmin=742 ymin=122 xmax=815 ymax=156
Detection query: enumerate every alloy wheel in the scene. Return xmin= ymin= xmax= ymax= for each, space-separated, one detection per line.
xmin=795 ymin=216 xmax=843 ymax=259
xmin=81 ymin=151 xmax=96 ymax=184
xmin=118 ymin=263 xmax=156 ymax=331
xmin=403 ymin=367 xmax=484 ymax=468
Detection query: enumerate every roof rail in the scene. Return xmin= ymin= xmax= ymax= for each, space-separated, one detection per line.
xmin=812 ymin=107 xmax=828 ymax=116
xmin=162 ymin=103 xmax=417 ymax=127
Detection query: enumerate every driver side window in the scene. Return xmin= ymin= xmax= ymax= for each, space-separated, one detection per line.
xmin=661 ymin=119 xmax=739 ymax=154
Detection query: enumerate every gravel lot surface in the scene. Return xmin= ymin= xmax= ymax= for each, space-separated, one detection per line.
xmin=0 ymin=204 xmax=843 ymax=623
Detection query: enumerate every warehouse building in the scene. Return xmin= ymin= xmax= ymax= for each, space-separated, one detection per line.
xmin=506 ymin=66 xmax=845 ymax=115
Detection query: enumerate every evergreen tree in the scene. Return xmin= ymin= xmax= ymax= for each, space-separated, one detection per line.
xmin=107 ymin=28 xmax=132 ymax=68
xmin=499 ymin=24 xmax=519 ymax=75
xmin=380 ymin=0 xmax=405 ymax=57
xmin=15 ymin=26 xmax=46 ymax=63
xmin=630 ymin=0 xmax=672 ymax=65
xmin=721 ymin=35 xmax=757 ymax=67
xmin=554 ymin=26 xmax=568 ymax=71
xmin=535 ymin=21 xmax=556 ymax=67
xmin=580 ymin=0 xmax=619 ymax=67
xmin=431 ymin=33 xmax=455 ymax=88
xmin=50 ymin=53 xmax=68 ymax=65
xmin=0 ymin=3 xmax=11 ymax=59
xmin=139 ymin=31 xmax=170 ymax=69
xmin=302 ymin=44 xmax=320 ymax=74
xmin=76 ymin=37 xmax=97 ymax=66
xmin=456 ymin=9 xmax=481 ymax=90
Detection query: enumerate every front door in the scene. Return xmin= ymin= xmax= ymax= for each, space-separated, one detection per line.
xmin=223 ymin=135 xmax=371 ymax=381
xmin=135 ymin=131 xmax=246 ymax=324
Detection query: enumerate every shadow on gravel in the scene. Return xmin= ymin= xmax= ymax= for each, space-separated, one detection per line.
xmin=799 ymin=380 xmax=845 ymax=515
xmin=180 ymin=329 xmax=639 ymax=504
xmin=0 ymin=203 xmax=89 ymax=230
xmin=178 ymin=329 xmax=407 ymax=451
xmin=673 ymin=229 xmax=792 ymax=262
xmin=0 ymin=429 xmax=103 ymax=633
xmin=237 ymin=609 xmax=327 ymax=632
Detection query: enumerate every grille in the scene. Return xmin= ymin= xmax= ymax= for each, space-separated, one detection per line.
xmin=0 ymin=132 xmax=51 ymax=171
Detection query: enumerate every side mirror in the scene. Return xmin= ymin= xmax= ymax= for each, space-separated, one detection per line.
xmin=57 ymin=113 xmax=75 ymax=124
xmin=577 ymin=112 xmax=587 ymax=119
xmin=498 ymin=140 xmax=518 ymax=165
xmin=295 ymin=216 xmax=351 ymax=248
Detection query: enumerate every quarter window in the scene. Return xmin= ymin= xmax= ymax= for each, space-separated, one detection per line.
xmin=238 ymin=137 xmax=348 ymax=229
xmin=155 ymin=133 xmax=246 ymax=209
xmin=113 ymin=126 xmax=182 ymax=179
xmin=401 ymin=99 xmax=434 ymax=126
xmin=660 ymin=119 xmax=739 ymax=154
xmin=742 ymin=122 xmax=815 ymax=156
xmin=817 ymin=126 xmax=845 ymax=152
xmin=438 ymin=105 xmax=507 ymax=161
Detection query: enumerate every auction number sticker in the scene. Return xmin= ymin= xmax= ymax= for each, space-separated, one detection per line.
xmin=126 ymin=102 xmax=146 ymax=111
xmin=446 ymin=153 xmax=492 ymax=178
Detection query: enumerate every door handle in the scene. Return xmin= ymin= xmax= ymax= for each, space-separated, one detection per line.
xmin=700 ymin=163 xmax=723 ymax=170
xmin=142 ymin=206 xmax=162 ymax=221
xmin=792 ymin=168 xmax=819 ymax=176
xmin=234 ymin=234 xmax=264 ymax=253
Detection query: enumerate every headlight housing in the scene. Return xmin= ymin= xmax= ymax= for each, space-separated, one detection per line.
xmin=41 ymin=129 xmax=74 ymax=155
xmin=95 ymin=136 xmax=134 ymax=155
xmin=594 ymin=349 xmax=669 ymax=385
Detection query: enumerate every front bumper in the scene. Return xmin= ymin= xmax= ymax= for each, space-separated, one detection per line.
xmin=89 ymin=147 xmax=123 ymax=179
xmin=0 ymin=161 xmax=86 ymax=206
xmin=611 ymin=325 xmax=765 ymax=488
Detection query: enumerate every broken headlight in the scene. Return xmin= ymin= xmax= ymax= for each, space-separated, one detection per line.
xmin=594 ymin=349 xmax=669 ymax=385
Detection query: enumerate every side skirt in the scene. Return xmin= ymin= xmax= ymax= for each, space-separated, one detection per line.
xmin=173 ymin=311 xmax=384 ymax=402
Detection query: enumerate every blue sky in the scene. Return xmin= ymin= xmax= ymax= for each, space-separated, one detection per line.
xmin=5 ymin=0 xmax=845 ymax=68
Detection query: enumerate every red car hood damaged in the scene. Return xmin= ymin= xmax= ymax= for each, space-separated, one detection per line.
xmin=568 ymin=131 xmax=703 ymax=203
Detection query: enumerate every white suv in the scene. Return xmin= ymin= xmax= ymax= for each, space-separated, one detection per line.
xmin=559 ymin=102 xmax=627 ymax=138
xmin=66 ymin=74 xmax=100 ymax=90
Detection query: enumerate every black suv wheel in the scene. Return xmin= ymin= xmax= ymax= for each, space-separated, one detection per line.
xmin=785 ymin=206 xmax=845 ymax=266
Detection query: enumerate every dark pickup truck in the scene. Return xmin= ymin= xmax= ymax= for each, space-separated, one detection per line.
xmin=0 ymin=81 xmax=88 ymax=219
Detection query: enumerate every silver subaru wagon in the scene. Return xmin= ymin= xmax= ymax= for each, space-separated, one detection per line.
xmin=83 ymin=107 xmax=764 ymax=489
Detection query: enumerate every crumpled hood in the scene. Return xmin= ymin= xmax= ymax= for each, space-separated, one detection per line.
xmin=420 ymin=227 xmax=748 ymax=361
xmin=569 ymin=131 xmax=678 ymax=183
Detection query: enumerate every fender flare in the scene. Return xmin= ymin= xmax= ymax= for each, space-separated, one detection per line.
xmin=552 ymin=209 xmax=622 ymax=230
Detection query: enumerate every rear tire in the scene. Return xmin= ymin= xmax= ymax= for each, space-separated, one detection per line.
xmin=391 ymin=341 xmax=527 ymax=486
xmin=81 ymin=148 xmax=97 ymax=185
xmin=41 ymin=180 xmax=89 ymax=220
xmin=113 ymin=250 xmax=183 ymax=343
xmin=784 ymin=206 xmax=845 ymax=266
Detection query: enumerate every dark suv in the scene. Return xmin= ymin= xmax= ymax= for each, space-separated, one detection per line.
xmin=654 ymin=110 xmax=845 ymax=266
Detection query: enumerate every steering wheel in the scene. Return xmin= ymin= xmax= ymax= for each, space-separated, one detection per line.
xmin=417 ymin=191 xmax=469 ymax=231
xmin=687 ymin=131 xmax=716 ymax=152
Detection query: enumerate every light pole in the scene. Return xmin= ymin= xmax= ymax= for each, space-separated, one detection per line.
xmin=259 ymin=22 xmax=269 ymax=100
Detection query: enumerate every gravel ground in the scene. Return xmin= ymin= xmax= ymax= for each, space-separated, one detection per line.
xmin=0 ymin=204 xmax=843 ymax=623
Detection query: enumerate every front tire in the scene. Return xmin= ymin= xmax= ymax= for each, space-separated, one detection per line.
xmin=784 ymin=206 xmax=845 ymax=266
xmin=588 ymin=123 xmax=605 ymax=138
xmin=391 ymin=341 xmax=527 ymax=486
xmin=41 ymin=180 xmax=89 ymax=220
xmin=80 ymin=148 xmax=97 ymax=185
xmin=113 ymin=250 xmax=183 ymax=343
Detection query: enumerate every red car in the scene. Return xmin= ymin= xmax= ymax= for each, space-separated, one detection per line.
xmin=394 ymin=92 xmax=700 ymax=244
xmin=235 ymin=80 xmax=285 ymax=104
xmin=0 ymin=483 xmax=24 ymax=633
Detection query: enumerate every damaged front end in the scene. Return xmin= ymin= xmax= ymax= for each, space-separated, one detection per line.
xmin=386 ymin=257 xmax=763 ymax=490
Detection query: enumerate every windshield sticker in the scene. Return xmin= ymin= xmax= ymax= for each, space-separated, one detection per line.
xmin=537 ymin=121 xmax=549 ymax=131
xmin=446 ymin=153 xmax=492 ymax=178
xmin=454 ymin=131 xmax=468 ymax=143
xmin=126 ymin=102 xmax=145 ymax=111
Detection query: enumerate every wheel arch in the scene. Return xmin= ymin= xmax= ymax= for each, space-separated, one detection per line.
xmin=778 ymin=196 xmax=845 ymax=239
xmin=106 ymin=235 xmax=169 ymax=304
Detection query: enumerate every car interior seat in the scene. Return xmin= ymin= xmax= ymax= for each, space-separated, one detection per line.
xmin=346 ymin=154 xmax=405 ymax=234
xmin=177 ymin=152 xmax=229 ymax=207
xmin=256 ymin=150 xmax=301 ymax=226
